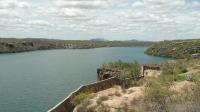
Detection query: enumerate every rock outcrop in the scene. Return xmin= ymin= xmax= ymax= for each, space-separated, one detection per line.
xmin=97 ymin=68 xmax=121 ymax=81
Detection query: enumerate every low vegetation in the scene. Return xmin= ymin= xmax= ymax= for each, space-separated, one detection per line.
xmin=103 ymin=60 xmax=141 ymax=88
xmin=139 ymin=59 xmax=200 ymax=112
xmin=102 ymin=60 xmax=141 ymax=79
xmin=71 ymin=92 xmax=93 ymax=105
xmin=145 ymin=39 xmax=200 ymax=58
xmin=74 ymin=59 xmax=200 ymax=112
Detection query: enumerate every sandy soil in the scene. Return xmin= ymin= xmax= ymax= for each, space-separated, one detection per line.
xmin=94 ymin=86 xmax=144 ymax=112
xmin=169 ymin=81 xmax=195 ymax=93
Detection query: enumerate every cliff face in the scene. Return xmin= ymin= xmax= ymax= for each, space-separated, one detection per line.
xmin=145 ymin=39 xmax=200 ymax=59
xmin=0 ymin=38 xmax=154 ymax=53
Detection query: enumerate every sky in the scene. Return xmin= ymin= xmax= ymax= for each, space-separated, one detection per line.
xmin=0 ymin=0 xmax=200 ymax=41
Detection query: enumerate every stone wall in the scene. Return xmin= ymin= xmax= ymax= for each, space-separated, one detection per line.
xmin=141 ymin=65 xmax=161 ymax=77
xmin=48 ymin=77 xmax=119 ymax=112
xmin=97 ymin=68 xmax=121 ymax=81
xmin=48 ymin=65 xmax=161 ymax=112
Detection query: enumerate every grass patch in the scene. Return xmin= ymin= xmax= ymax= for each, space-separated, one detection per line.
xmin=145 ymin=80 xmax=170 ymax=104
xmin=71 ymin=92 xmax=93 ymax=105
xmin=173 ymin=75 xmax=187 ymax=82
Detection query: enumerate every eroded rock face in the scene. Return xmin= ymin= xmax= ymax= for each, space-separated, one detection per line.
xmin=97 ymin=68 xmax=121 ymax=81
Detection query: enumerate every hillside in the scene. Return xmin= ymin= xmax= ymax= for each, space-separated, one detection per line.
xmin=90 ymin=38 xmax=108 ymax=41
xmin=0 ymin=38 xmax=154 ymax=53
xmin=145 ymin=39 xmax=200 ymax=58
xmin=73 ymin=59 xmax=200 ymax=112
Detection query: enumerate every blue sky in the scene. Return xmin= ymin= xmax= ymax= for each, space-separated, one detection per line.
xmin=0 ymin=0 xmax=200 ymax=41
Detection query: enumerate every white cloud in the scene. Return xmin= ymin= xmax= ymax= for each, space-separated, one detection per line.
xmin=0 ymin=0 xmax=29 ymax=9
xmin=28 ymin=20 xmax=52 ymax=26
xmin=1 ymin=0 xmax=200 ymax=40
xmin=59 ymin=8 xmax=85 ymax=18
xmin=132 ymin=1 xmax=143 ymax=7
xmin=53 ymin=0 xmax=108 ymax=9
xmin=0 ymin=9 xmax=19 ymax=18
xmin=90 ymin=19 xmax=109 ymax=26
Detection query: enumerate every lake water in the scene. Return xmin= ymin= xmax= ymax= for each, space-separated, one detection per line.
xmin=0 ymin=47 xmax=169 ymax=112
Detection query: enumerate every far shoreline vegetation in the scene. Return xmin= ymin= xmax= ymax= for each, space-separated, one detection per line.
xmin=145 ymin=39 xmax=200 ymax=59
xmin=0 ymin=38 xmax=154 ymax=54
xmin=1 ymin=38 xmax=199 ymax=59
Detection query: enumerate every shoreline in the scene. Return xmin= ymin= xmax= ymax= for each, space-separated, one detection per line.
xmin=0 ymin=46 xmax=149 ymax=55
xmin=0 ymin=38 xmax=154 ymax=54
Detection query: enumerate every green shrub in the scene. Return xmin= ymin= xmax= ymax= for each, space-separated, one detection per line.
xmin=194 ymin=72 xmax=200 ymax=83
xmin=175 ymin=62 xmax=188 ymax=74
xmin=157 ymin=73 xmax=173 ymax=87
xmin=173 ymin=75 xmax=186 ymax=82
xmin=131 ymin=61 xmax=141 ymax=79
xmin=103 ymin=60 xmax=141 ymax=74
xmin=71 ymin=92 xmax=92 ymax=105
xmin=179 ymin=67 xmax=188 ymax=73
xmin=162 ymin=62 xmax=175 ymax=75
xmin=161 ymin=61 xmax=188 ymax=82
xmin=162 ymin=61 xmax=188 ymax=76
xmin=193 ymin=72 xmax=200 ymax=101
xmin=116 ymin=60 xmax=141 ymax=81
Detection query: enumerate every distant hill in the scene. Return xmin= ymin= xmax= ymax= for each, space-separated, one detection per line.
xmin=129 ymin=39 xmax=138 ymax=42
xmin=90 ymin=38 xmax=108 ymax=41
xmin=145 ymin=39 xmax=200 ymax=58
xmin=0 ymin=38 xmax=155 ymax=53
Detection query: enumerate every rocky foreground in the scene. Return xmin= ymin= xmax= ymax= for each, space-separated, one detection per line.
xmin=72 ymin=59 xmax=200 ymax=112
xmin=0 ymin=38 xmax=154 ymax=53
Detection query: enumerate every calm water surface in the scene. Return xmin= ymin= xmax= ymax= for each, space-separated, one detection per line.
xmin=0 ymin=47 xmax=169 ymax=112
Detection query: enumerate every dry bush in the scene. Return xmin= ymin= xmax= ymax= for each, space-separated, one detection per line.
xmin=76 ymin=99 xmax=93 ymax=112
xmin=114 ymin=91 xmax=121 ymax=97
xmin=96 ymin=104 xmax=110 ymax=112
xmin=121 ymin=88 xmax=127 ymax=93
xmin=128 ymin=89 xmax=135 ymax=94
xmin=108 ymin=93 xmax=114 ymax=96
xmin=118 ymin=101 xmax=129 ymax=112
xmin=96 ymin=95 xmax=109 ymax=105
xmin=144 ymin=79 xmax=171 ymax=112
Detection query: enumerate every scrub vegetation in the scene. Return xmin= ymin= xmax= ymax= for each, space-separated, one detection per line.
xmin=145 ymin=39 xmax=200 ymax=58
xmin=73 ymin=59 xmax=200 ymax=112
